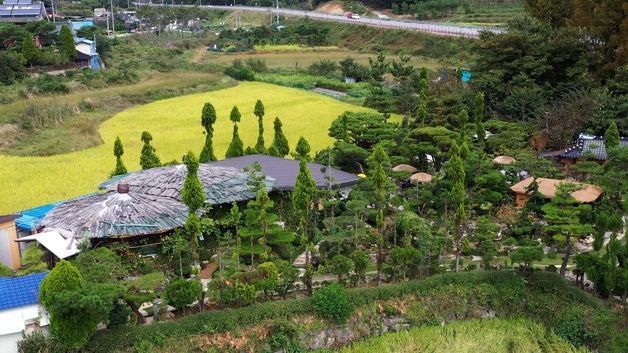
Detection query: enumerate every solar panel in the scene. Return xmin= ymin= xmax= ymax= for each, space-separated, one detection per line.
xmin=12 ymin=7 xmax=41 ymax=15
xmin=17 ymin=0 xmax=34 ymax=4
xmin=0 ymin=4 xmax=13 ymax=9
xmin=4 ymin=0 xmax=19 ymax=5
xmin=0 ymin=9 xmax=12 ymax=15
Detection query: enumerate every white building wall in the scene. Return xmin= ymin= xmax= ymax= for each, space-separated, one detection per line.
xmin=0 ymin=305 xmax=49 ymax=353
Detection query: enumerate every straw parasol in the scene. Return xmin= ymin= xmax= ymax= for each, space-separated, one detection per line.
xmin=409 ymin=172 xmax=433 ymax=185
xmin=392 ymin=164 xmax=418 ymax=173
xmin=492 ymin=155 xmax=516 ymax=165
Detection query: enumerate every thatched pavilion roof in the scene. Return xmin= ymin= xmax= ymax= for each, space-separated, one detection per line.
xmin=392 ymin=164 xmax=418 ymax=173
xmin=510 ymin=177 xmax=603 ymax=203
xmin=492 ymin=155 xmax=516 ymax=165
xmin=99 ymin=164 xmax=274 ymax=205
xmin=42 ymin=189 xmax=193 ymax=239
xmin=409 ymin=172 xmax=433 ymax=184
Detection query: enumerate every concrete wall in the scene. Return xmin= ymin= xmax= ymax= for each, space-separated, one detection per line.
xmin=0 ymin=304 xmax=49 ymax=353
xmin=0 ymin=220 xmax=20 ymax=269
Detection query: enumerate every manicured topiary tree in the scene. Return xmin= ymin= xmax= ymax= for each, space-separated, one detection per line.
xmin=254 ymin=99 xmax=266 ymax=153
xmin=39 ymin=260 xmax=83 ymax=308
xmin=164 ymin=277 xmax=203 ymax=314
xmin=313 ymin=284 xmax=353 ymax=323
xmin=181 ymin=151 xmax=206 ymax=260
xmin=59 ymin=25 xmax=75 ymax=62
xmin=39 ymin=260 xmax=122 ymax=350
xmin=139 ymin=131 xmax=161 ymax=170
xmin=199 ymin=103 xmax=217 ymax=162
xmin=271 ymin=117 xmax=289 ymax=157
xmin=111 ymin=137 xmax=127 ymax=177
xmin=604 ymin=122 xmax=620 ymax=149
xmin=329 ymin=254 xmax=354 ymax=283
xmin=226 ymin=106 xmax=244 ymax=158
xmin=294 ymin=136 xmax=311 ymax=160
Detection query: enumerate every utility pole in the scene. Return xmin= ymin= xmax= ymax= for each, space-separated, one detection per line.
xmin=110 ymin=0 xmax=116 ymax=38
xmin=50 ymin=0 xmax=56 ymax=22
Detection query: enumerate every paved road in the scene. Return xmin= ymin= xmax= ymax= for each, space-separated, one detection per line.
xmin=135 ymin=3 xmax=502 ymax=38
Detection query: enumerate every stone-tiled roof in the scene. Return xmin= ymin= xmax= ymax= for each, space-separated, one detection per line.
xmin=42 ymin=191 xmax=192 ymax=238
xmin=99 ymin=164 xmax=274 ymax=205
xmin=558 ymin=134 xmax=628 ymax=161
xmin=0 ymin=272 xmax=47 ymax=311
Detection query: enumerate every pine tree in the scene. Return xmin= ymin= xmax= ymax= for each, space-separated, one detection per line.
xmin=295 ymin=136 xmax=311 ymax=160
xmin=270 ymin=117 xmax=289 ymax=157
xmin=139 ymin=131 xmax=161 ymax=170
xmin=604 ymin=122 xmax=620 ymax=149
xmin=111 ymin=137 xmax=127 ymax=177
xmin=21 ymin=32 xmax=39 ymax=67
xmin=199 ymin=103 xmax=217 ymax=163
xmin=542 ymin=184 xmax=594 ymax=276
xmin=225 ymin=106 xmax=244 ymax=158
xmin=446 ymin=139 xmax=466 ymax=272
xmin=254 ymin=99 xmax=265 ymax=153
xmin=59 ymin=25 xmax=75 ymax=62
xmin=367 ymin=144 xmax=393 ymax=285
xmin=181 ymin=151 xmax=206 ymax=260
xmin=292 ymin=157 xmax=316 ymax=294
xmin=474 ymin=92 xmax=485 ymax=143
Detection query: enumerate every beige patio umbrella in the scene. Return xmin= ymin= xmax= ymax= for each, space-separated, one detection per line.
xmin=492 ymin=155 xmax=516 ymax=165
xmin=409 ymin=172 xmax=433 ymax=185
xmin=392 ymin=164 xmax=418 ymax=173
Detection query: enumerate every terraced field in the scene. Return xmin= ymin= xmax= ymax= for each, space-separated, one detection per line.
xmin=0 ymin=82 xmax=375 ymax=213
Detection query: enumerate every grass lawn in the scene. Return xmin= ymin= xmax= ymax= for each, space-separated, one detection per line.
xmin=0 ymin=81 xmax=376 ymax=214
xmin=331 ymin=318 xmax=587 ymax=353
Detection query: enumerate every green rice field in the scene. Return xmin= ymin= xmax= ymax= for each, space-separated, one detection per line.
xmin=0 ymin=82 xmax=375 ymax=213
xmin=331 ymin=319 xmax=588 ymax=353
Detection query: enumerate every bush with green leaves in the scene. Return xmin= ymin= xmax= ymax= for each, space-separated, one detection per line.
xmin=225 ymin=59 xmax=255 ymax=81
xmin=313 ymin=283 xmax=353 ymax=323
xmin=164 ymin=278 xmax=203 ymax=312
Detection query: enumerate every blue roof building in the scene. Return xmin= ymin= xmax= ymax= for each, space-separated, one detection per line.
xmin=0 ymin=0 xmax=48 ymax=23
xmin=0 ymin=272 xmax=47 ymax=311
xmin=15 ymin=202 xmax=61 ymax=233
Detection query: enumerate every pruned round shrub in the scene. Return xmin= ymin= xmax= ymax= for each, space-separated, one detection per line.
xmin=312 ymin=283 xmax=353 ymax=323
xmin=164 ymin=278 xmax=203 ymax=311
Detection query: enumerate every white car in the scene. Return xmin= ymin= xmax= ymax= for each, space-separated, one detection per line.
xmin=352 ymin=14 xmax=360 ymax=19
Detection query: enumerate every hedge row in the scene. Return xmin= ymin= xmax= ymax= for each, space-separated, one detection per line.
xmin=85 ymin=271 xmax=619 ymax=353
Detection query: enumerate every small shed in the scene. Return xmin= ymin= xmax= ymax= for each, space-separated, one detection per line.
xmin=510 ymin=177 xmax=603 ymax=207
xmin=0 ymin=215 xmax=20 ymax=270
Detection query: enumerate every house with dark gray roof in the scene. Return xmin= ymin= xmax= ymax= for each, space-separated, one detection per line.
xmin=542 ymin=133 xmax=628 ymax=164
xmin=209 ymin=154 xmax=360 ymax=191
xmin=0 ymin=0 xmax=47 ymax=23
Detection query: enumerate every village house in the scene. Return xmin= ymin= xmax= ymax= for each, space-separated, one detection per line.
xmin=0 ymin=0 xmax=47 ymax=24
xmin=0 ymin=272 xmax=48 ymax=353
xmin=542 ymin=133 xmax=628 ymax=166
xmin=0 ymin=215 xmax=21 ymax=270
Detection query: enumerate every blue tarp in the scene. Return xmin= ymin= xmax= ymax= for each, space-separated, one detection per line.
xmin=70 ymin=20 xmax=93 ymax=31
xmin=15 ymin=202 xmax=61 ymax=232
xmin=461 ymin=70 xmax=472 ymax=82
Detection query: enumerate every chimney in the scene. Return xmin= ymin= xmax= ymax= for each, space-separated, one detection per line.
xmin=117 ymin=182 xmax=129 ymax=194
